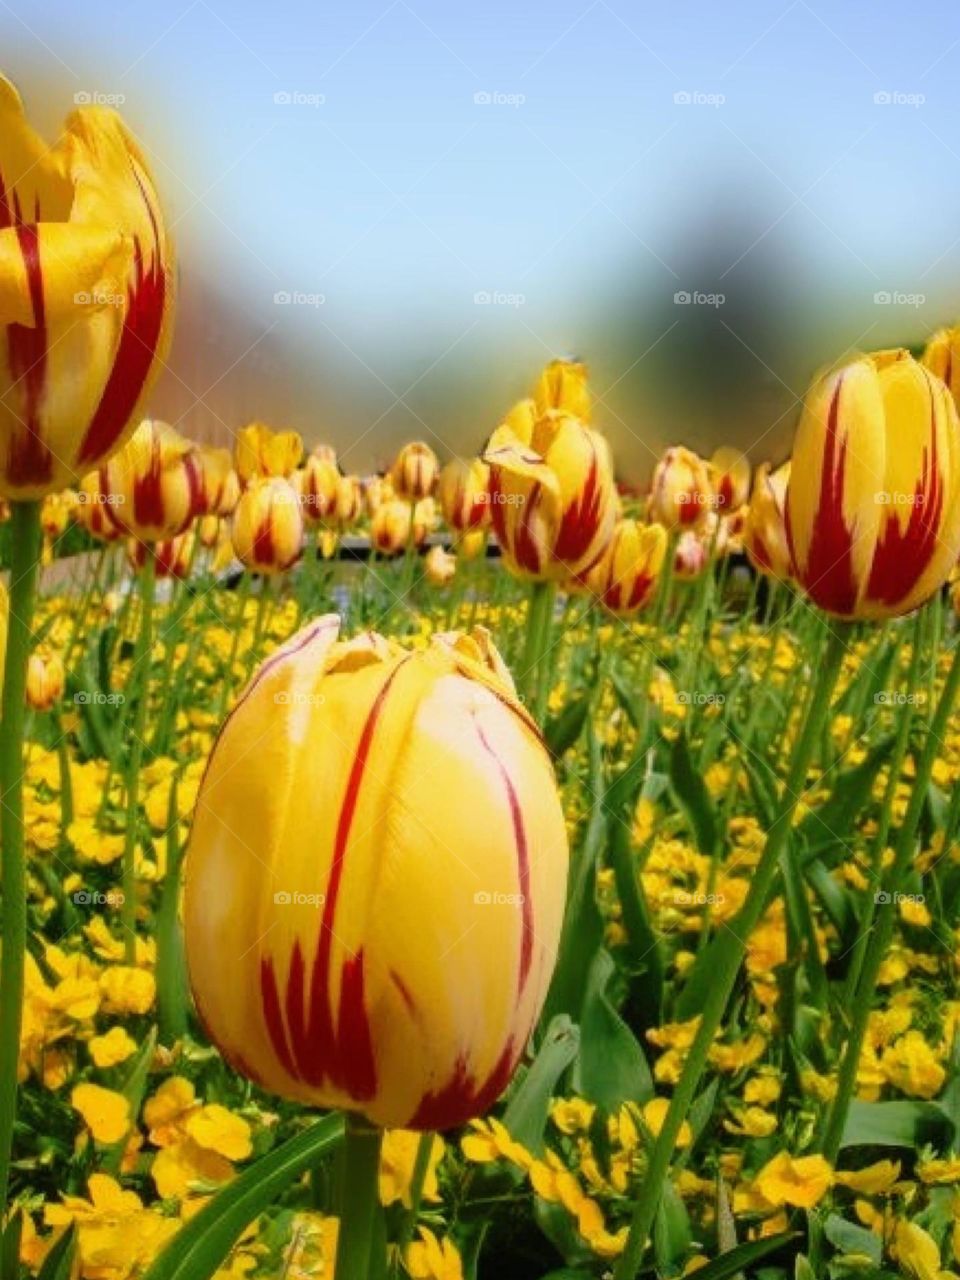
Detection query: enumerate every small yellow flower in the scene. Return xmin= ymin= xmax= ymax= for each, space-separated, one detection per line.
xmin=834 ymin=1160 xmax=902 ymax=1195
xmin=185 ymin=1104 xmax=253 ymax=1162
xmin=71 ymin=1082 xmax=131 ymax=1144
xmin=379 ymin=1130 xmax=444 ymax=1208
xmin=89 ymin=1025 xmax=138 ymax=1068
xmin=753 ymin=1152 xmax=833 ymax=1209
xmin=406 ymin=1226 xmax=464 ymax=1280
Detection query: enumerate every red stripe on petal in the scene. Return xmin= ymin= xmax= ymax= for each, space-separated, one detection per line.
xmin=410 ymin=1040 xmax=518 ymax=1130
xmin=7 ymin=223 xmax=53 ymax=487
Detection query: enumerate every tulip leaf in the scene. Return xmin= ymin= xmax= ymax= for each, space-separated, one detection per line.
xmin=576 ymin=948 xmax=654 ymax=1110
xmin=823 ymin=1214 xmax=882 ymax=1265
xmin=544 ymin=693 xmax=591 ymax=760
xmin=654 ymin=1178 xmax=693 ymax=1275
xmin=503 ymin=1015 xmax=580 ymax=1155
xmin=608 ymin=812 xmax=663 ymax=1028
xmin=36 ymin=1224 xmax=76 ymax=1280
xmin=668 ymin=728 xmax=718 ymax=854
xmin=102 ymin=1026 xmax=157 ymax=1176
xmin=797 ymin=735 xmax=895 ymax=846
xmin=1 ymin=1209 xmax=22 ymax=1280
xmin=141 ymin=1115 xmax=343 ymax=1280
xmin=669 ymin=1232 xmax=798 ymax=1280
xmin=839 ymin=1100 xmax=953 ymax=1149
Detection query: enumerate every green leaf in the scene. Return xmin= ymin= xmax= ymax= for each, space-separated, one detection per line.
xmin=840 ymin=1100 xmax=953 ymax=1149
xmin=798 ymin=736 xmax=895 ymax=846
xmin=576 ymin=949 xmax=654 ymax=1110
xmin=141 ymin=1116 xmax=343 ymax=1280
xmin=545 ymin=694 xmax=591 ymax=760
xmin=102 ymin=1026 xmax=157 ymax=1176
xmin=503 ymin=1016 xmax=580 ymax=1156
xmin=823 ymin=1214 xmax=882 ymax=1265
xmin=668 ymin=728 xmax=718 ymax=853
xmin=654 ymin=1178 xmax=693 ymax=1276
xmin=36 ymin=1224 xmax=76 ymax=1280
xmin=607 ymin=812 xmax=663 ymax=1026
xmin=672 ymin=1233 xmax=798 ymax=1280
xmin=2 ymin=1209 xmax=23 ymax=1280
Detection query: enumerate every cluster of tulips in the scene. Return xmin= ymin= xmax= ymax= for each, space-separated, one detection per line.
xmin=7 ymin=71 xmax=960 ymax=1280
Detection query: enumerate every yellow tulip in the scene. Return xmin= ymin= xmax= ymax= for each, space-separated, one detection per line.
xmin=786 ymin=349 xmax=960 ymax=619
xmin=533 ymin=359 xmax=591 ymax=422
xmin=583 ymin=519 xmax=667 ymax=615
xmin=235 ymin=422 xmax=302 ymax=483
xmin=457 ymin=528 xmax=487 ymax=561
xmin=40 ymin=490 xmax=76 ymax=540
xmin=438 ymin=457 xmax=491 ymax=533
xmin=196 ymin=446 xmax=235 ymax=517
xmin=0 ymin=77 xmax=175 ymax=500
xmin=98 ymin=419 xmax=201 ymax=542
xmin=424 ymin=544 xmax=456 ymax=586
xmin=743 ymin=462 xmax=792 ymax=581
xmin=25 ymin=651 xmax=64 ymax=710
xmin=922 ymin=324 xmax=960 ymax=409
xmin=371 ymin=499 xmax=412 ymax=556
xmin=183 ymin=618 xmax=568 ymax=1128
xmin=296 ymin=455 xmax=340 ymax=524
xmin=390 ymin=441 xmax=439 ymax=501
xmin=76 ymin=470 xmax=122 ymax=542
xmin=364 ymin=473 xmax=394 ymax=516
xmin=709 ymin=447 xmax=751 ymax=511
xmin=483 ymin=401 xmax=616 ymax=581
xmin=648 ymin=446 xmax=715 ymax=530
xmin=231 ymin=476 xmax=303 ymax=573
xmin=334 ymin=474 xmax=362 ymax=528
xmin=128 ymin=529 xmax=194 ymax=580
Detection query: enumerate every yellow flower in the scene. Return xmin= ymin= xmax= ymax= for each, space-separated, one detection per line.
xmin=550 ymin=1097 xmax=596 ymax=1135
xmin=144 ymin=1075 xmax=197 ymax=1145
xmin=71 ymin=1082 xmax=131 ymax=1144
xmin=893 ymin=1220 xmax=950 ymax=1280
xmin=723 ymin=1106 xmax=778 ymax=1138
xmin=89 ymin=1025 xmax=138 ymax=1068
xmin=881 ymin=1031 xmax=946 ymax=1100
xmin=406 ymin=1226 xmax=463 ymax=1280
xmin=461 ymin=1117 xmax=532 ymax=1169
xmin=835 ymin=1160 xmax=902 ymax=1195
xmin=379 ymin=1130 xmax=444 ymax=1208
xmin=99 ymin=965 xmax=156 ymax=1016
xmin=152 ymin=1138 xmax=234 ymax=1200
xmin=918 ymin=1157 xmax=960 ymax=1185
xmin=185 ymin=1104 xmax=253 ymax=1162
xmin=642 ymin=1097 xmax=692 ymax=1147
xmin=753 ymin=1152 xmax=833 ymax=1209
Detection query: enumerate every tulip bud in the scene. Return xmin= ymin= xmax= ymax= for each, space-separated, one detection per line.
xmin=364 ymin=473 xmax=394 ymax=516
xmin=0 ymin=78 xmax=175 ymax=500
xmin=311 ymin=443 xmax=338 ymax=467
xmin=371 ymin=500 xmax=411 ymax=556
xmin=335 ymin=475 xmax=362 ymax=528
xmin=584 ymin=520 xmax=667 ymax=614
xmin=235 ymin=423 xmax=303 ymax=483
xmin=786 ymin=349 xmax=960 ymax=619
xmin=674 ymin=529 xmax=709 ymax=580
xmin=648 ymin=447 xmax=715 ymax=530
xmin=26 ymin=651 xmax=64 ymax=711
xmin=743 ymin=463 xmax=792 ymax=581
xmin=197 ymin=513 xmax=221 ymax=549
xmin=296 ymin=456 xmax=340 ymax=524
xmin=424 ymin=544 xmax=456 ymax=586
xmin=709 ymin=447 xmax=751 ymax=511
xmin=99 ymin=420 xmax=202 ymax=542
xmin=197 ymin=447 xmax=235 ymax=517
xmin=183 ymin=617 xmax=568 ymax=1128
xmin=483 ymin=404 xmax=616 ymax=581
xmin=390 ymin=442 xmax=439 ymax=501
xmin=128 ymin=529 xmax=194 ymax=580
xmin=232 ymin=477 xmax=303 ymax=573
xmin=76 ymin=471 xmax=122 ymax=542
xmin=438 ymin=458 xmax=490 ymax=533
xmin=922 ymin=326 xmax=960 ymax=409
xmin=533 ymin=359 xmax=590 ymax=422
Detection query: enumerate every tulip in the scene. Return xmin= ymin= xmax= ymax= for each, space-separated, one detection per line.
xmin=673 ymin=529 xmax=709 ymax=580
xmin=533 ymin=358 xmax=591 ymax=421
xmin=424 ymin=544 xmax=456 ymax=586
xmin=335 ymin=474 xmax=363 ymax=528
xmin=458 ymin=528 xmax=487 ymax=561
xmin=296 ymin=455 xmax=340 ymax=524
xmin=483 ymin=401 xmax=617 ymax=581
xmin=786 ymin=349 xmax=960 ymax=619
xmin=311 ymin=443 xmax=338 ymax=467
xmin=390 ymin=441 xmax=439 ymax=501
xmin=438 ymin=457 xmax=490 ymax=534
xmin=25 ymin=651 xmax=63 ymax=712
xmin=40 ymin=490 xmax=75 ymax=541
xmin=232 ymin=476 xmax=303 ymax=574
xmin=584 ymin=520 xmax=667 ymax=615
xmin=709 ymin=447 xmax=751 ymax=511
xmin=371 ymin=499 xmax=411 ymax=556
xmin=75 ymin=471 xmax=123 ymax=543
xmin=0 ymin=78 xmax=175 ymax=501
xmin=197 ymin=513 xmax=221 ymax=549
xmin=128 ymin=530 xmax=194 ymax=580
xmin=364 ymin=473 xmax=394 ymax=516
xmin=235 ymin=422 xmax=303 ymax=483
xmin=99 ymin=419 xmax=201 ymax=543
xmin=197 ymin=446 xmax=235 ymax=517
xmin=744 ymin=463 xmax=792 ymax=581
xmin=922 ymin=326 xmax=960 ymax=409
xmin=183 ymin=617 xmax=568 ymax=1130
xmin=648 ymin=447 xmax=715 ymax=531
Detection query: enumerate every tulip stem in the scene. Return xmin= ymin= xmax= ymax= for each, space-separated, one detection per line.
xmin=390 ymin=1132 xmax=434 ymax=1275
xmin=520 ymin=579 xmax=557 ymax=722
xmin=121 ymin=547 xmax=156 ymax=962
xmin=820 ymin=614 xmax=960 ymax=1163
xmin=335 ymin=1112 xmax=383 ymax=1280
xmin=612 ymin=617 xmax=848 ymax=1279
xmin=0 ymin=499 xmax=42 ymax=1219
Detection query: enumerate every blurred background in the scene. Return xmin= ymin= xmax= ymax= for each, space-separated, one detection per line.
xmin=5 ymin=0 xmax=960 ymax=483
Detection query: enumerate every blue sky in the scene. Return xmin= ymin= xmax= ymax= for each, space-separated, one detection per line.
xmin=5 ymin=0 xmax=960 ymax=474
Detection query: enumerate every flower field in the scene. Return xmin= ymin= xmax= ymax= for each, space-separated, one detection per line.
xmin=5 ymin=75 xmax=960 ymax=1280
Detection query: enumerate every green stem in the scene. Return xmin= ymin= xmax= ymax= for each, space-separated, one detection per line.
xmin=217 ymin=573 xmax=252 ymax=723
xmin=335 ymin=1112 xmax=383 ymax=1280
xmin=53 ymin=710 xmax=73 ymax=829
xmin=391 ymin=1132 xmax=435 ymax=1275
xmin=157 ymin=773 xmax=189 ymax=1043
xmin=613 ymin=618 xmax=849 ymax=1279
xmin=519 ymin=580 xmax=557 ymax=722
xmin=819 ymin=614 xmax=960 ymax=1163
xmin=0 ymin=500 xmax=42 ymax=1218
xmin=121 ymin=548 xmax=156 ymax=961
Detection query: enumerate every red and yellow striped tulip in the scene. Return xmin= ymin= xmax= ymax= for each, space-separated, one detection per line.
xmin=0 ymin=78 xmax=175 ymax=500
xmin=744 ymin=462 xmax=792 ymax=581
xmin=922 ymin=325 xmax=960 ymax=409
xmin=438 ymin=457 xmax=490 ymax=534
xmin=235 ymin=422 xmax=303 ymax=484
xmin=673 ymin=529 xmax=709 ymax=580
xmin=197 ymin=446 xmax=235 ymax=517
xmin=583 ymin=519 xmax=667 ymax=615
xmin=648 ymin=446 xmax=715 ymax=530
xmin=371 ymin=499 xmax=411 ymax=556
xmin=709 ymin=447 xmax=751 ymax=511
xmin=99 ymin=419 xmax=201 ymax=543
xmin=232 ymin=476 xmax=303 ymax=573
xmin=483 ymin=400 xmax=616 ymax=581
xmin=25 ymin=650 xmax=64 ymax=712
xmin=335 ymin=474 xmax=362 ymax=528
xmin=786 ymin=349 xmax=960 ymax=619
xmin=128 ymin=528 xmax=194 ymax=580
xmin=458 ymin=528 xmax=487 ymax=561
xmin=183 ymin=617 xmax=568 ymax=1128
xmin=40 ymin=490 xmax=75 ymax=540
xmin=533 ymin=359 xmax=590 ymax=422
xmin=76 ymin=471 xmax=122 ymax=542
xmin=390 ymin=441 xmax=439 ymax=502
xmin=296 ymin=455 xmax=340 ymax=524
xmin=364 ymin=473 xmax=394 ymax=516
